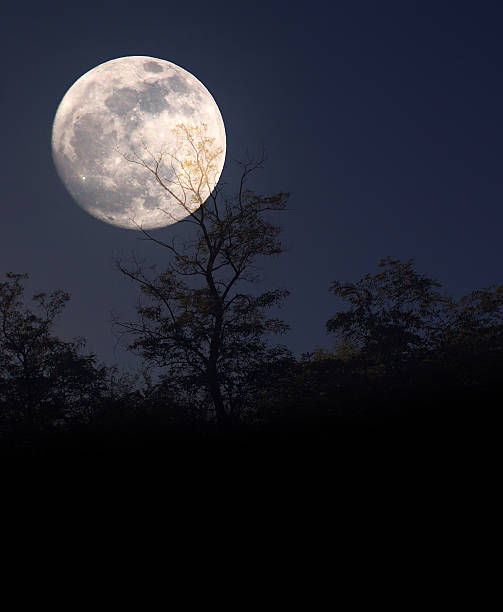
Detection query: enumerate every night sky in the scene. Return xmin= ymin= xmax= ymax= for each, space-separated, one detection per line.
xmin=1 ymin=2 xmax=502 ymax=369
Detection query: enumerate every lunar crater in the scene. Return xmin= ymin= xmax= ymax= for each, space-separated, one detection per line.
xmin=143 ymin=61 xmax=163 ymax=73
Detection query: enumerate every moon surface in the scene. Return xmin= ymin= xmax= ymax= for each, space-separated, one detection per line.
xmin=52 ymin=56 xmax=226 ymax=229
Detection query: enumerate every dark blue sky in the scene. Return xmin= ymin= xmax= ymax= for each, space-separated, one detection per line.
xmin=1 ymin=2 xmax=502 ymax=367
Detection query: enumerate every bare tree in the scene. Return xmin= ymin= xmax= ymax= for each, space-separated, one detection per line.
xmin=113 ymin=124 xmax=290 ymax=425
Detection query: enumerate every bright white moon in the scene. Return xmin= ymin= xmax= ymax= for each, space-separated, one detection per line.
xmin=52 ymin=56 xmax=226 ymax=229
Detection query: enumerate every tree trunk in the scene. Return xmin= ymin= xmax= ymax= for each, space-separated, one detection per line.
xmin=207 ymin=309 xmax=229 ymax=429
xmin=207 ymin=369 xmax=228 ymax=428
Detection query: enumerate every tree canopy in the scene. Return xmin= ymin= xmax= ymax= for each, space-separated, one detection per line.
xmin=0 ymin=273 xmax=107 ymax=431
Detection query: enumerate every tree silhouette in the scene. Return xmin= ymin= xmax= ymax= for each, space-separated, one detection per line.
xmin=323 ymin=258 xmax=503 ymax=435
xmin=114 ymin=124 xmax=290 ymax=425
xmin=327 ymin=258 xmax=453 ymax=381
xmin=0 ymin=273 xmax=107 ymax=433
xmin=436 ymin=283 xmax=503 ymax=388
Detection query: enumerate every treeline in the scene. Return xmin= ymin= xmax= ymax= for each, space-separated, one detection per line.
xmin=0 ymin=258 xmax=501 ymax=455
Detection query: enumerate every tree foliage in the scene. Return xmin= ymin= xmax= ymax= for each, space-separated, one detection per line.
xmin=0 ymin=273 xmax=107 ymax=430
xmin=327 ymin=258 xmax=453 ymax=376
xmin=326 ymin=257 xmax=503 ymax=390
xmin=0 ymin=256 xmax=502 ymax=453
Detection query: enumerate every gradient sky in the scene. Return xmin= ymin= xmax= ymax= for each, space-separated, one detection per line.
xmin=1 ymin=1 xmax=502 ymax=369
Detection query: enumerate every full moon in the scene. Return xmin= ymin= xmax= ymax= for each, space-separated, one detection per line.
xmin=52 ymin=56 xmax=226 ymax=229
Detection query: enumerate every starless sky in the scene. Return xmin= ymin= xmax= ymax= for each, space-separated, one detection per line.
xmin=1 ymin=1 xmax=502 ymax=368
